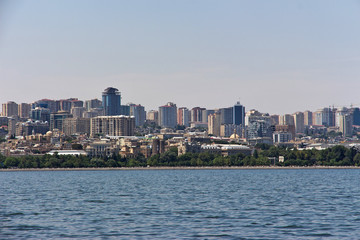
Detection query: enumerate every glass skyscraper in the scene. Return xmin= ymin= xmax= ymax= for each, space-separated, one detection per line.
xmin=102 ymin=87 xmax=121 ymax=116
xmin=233 ymin=101 xmax=245 ymax=125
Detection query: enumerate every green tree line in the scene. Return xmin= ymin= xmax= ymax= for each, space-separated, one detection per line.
xmin=1 ymin=145 xmax=360 ymax=169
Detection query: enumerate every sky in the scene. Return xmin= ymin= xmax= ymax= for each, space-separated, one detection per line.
xmin=1 ymin=0 xmax=360 ymax=115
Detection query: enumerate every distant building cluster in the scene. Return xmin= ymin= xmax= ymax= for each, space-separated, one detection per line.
xmin=1 ymin=87 xmax=360 ymax=158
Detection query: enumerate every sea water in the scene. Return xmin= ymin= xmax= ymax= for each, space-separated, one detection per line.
xmin=1 ymin=169 xmax=360 ymax=239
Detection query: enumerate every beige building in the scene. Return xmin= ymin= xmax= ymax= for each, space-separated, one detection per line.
xmin=18 ymin=103 xmax=31 ymax=118
xmin=220 ymin=124 xmax=243 ymax=138
xmin=208 ymin=111 xmax=221 ymax=136
xmin=339 ymin=114 xmax=353 ymax=137
xmin=279 ymin=114 xmax=294 ymax=126
xmin=2 ymin=101 xmax=18 ymax=117
xmin=85 ymin=140 xmax=119 ymax=158
xmin=63 ymin=118 xmax=90 ymax=136
xmin=90 ymin=115 xmax=135 ymax=137
xmin=293 ymin=112 xmax=305 ymax=134
xmin=147 ymin=110 xmax=159 ymax=123
xmin=304 ymin=110 xmax=313 ymax=126
xmin=71 ymin=107 xmax=86 ymax=118
xmin=270 ymin=115 xmax=279 ymax=125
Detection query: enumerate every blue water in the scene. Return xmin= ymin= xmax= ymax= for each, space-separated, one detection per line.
xmin=1 ymin=169 xmax=360 ymax=239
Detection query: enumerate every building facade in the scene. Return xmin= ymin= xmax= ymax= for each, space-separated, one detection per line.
xmin=208 ymin=111 xmax=221 ymax=136
xmin=158 ymin=102 xmax=177 ymax=128
xmin=102 ymin=87 xmax=121 ymax=116
xmin=177 ymin=107 xmax=190 ymax=127
xmin=233 ymin=101 xmax=245 ymax=125
xmin=63 ymin=118 xmax=90 ymax=136
xmin=18 ymin=103 xmax=31 ymax=118
xmin=191 ymin=107 xmax=206 ymax=123
xmin=85 ymin=99 xmax=102 ymax=111
xmin=339 ymin=114 xmax=353 ymax=137
xmin=2 ymin=101 xmax=18 ymax=117
xmin=304 ymin=110 xmax=313 ymax=126
xmin=220 ymin=107 xmax=233 ymax=125
xmin=50 ymin=111 xmax=73 ymax=131
xmin=90 ymin=115 xmax=135 ymax=137
xmin=129 ymin=104 xmax=146 ymax=127
xmin=245 ymin=110 xmax=272 ymax=139
xmin=293 ymin=112 xmax=305 ymax=134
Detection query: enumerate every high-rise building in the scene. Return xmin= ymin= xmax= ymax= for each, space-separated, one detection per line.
xmin=202 ymin=109 xmax=214 ymax=123
xmin=190 ymin=107 xmax=206 ymax=123
xmin=18 ymin=103 xmax=31 ymax=118
xmin=279 ymin=114 xmax=294 ymax=126
xmin=85 ymin=99 xmax=102 ymax=111
xmin=83 ymin=108 xmax=104 ymax=118
xmin=220 ymin=124 xmax=243 ymax=138
xmin=304 ymin=110 xmax=313 ymax=126
xmin=70 ymin=99 xmax=83 ymax=108
xmin=129 ymin=104 xmax=146 ymax=127
xmin=273 ymin=132 xmax=292 ymax=143
xmin=351 ymin=107 xmax=360 ymax=126
xmin=31 ymin=107 xmax=50 ymax=123
xmin=16 ymin=121 xmax=49 ymax=136
xmin=2 ymin=101 xmax=18 ymax=117
xmin=102 ymin=87 xmax=121 ymax=116
xmin=158 ymin=102 xmax=177 ymax=128
xmin=270 ymin=115 xmax=279 ymax=125
xmin=32 ymin=99 xmax=59 ymax=113
xmin=7 ymin=117 xmax=18 ymax=136
xmin=90 ymin=115 xmax=135 ymax=137
xmin=63 ymin=118 xmax=90 ymax=136
xmin=220 ymin=107 xmax=233 ymax=125
xmin=335 ymin=107 xmax=349 ymax=127
xmin=120 ymin=105 xmax=130 ymax=116
xmin=293 ymin=112 xmax=305 ymax=134
xmin=177 ymin=107 xmax=190 ymax=127
xmin=50 ymin=111 xmax=73 ymax=131
xmin=147 ymin=110 xmax=159 ymax=124
xmin=275 ymin=125 xmax=295 ymax=140
xmin=314 ymin=107 xmax=335 ymax=127
xmin=233 ymin=102 xmax=245 ymax=125
xmin=245 ymin=110 xmax=272 ymax=139
xmin=208 ymin=111 xmax=221 ymax=136
xmin=71 ymin=107 xmax=86 ymax=118
xmin=313 ymin=110 xmax=323 ymax=126
xmin=339 ymin=114 xmax=353 ymax=137
xmin=59 ymin=99 xmax=72 ymax=112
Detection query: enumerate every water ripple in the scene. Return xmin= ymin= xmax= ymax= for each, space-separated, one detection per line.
xmin=1 ymin=169 xmax=360 ymax=239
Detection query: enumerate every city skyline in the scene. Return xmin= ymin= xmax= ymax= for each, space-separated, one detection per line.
xmin=1 ymin=1 xmax=360 ymax=114
xmin=1 ymin=91 xmax=360 ymax=117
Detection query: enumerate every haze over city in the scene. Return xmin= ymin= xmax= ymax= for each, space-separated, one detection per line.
xmin=1 ymin=0 xmax=360 ymax=114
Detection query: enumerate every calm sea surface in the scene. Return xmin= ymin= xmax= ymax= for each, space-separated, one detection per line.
xmin=1 ymin=169 xmax=360 ymax=239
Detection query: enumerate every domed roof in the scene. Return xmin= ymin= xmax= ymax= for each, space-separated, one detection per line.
xmin=45 ymin=131 xmax=53 ymax=136
xmin=230 ymin=133 xmax=240 ymax=139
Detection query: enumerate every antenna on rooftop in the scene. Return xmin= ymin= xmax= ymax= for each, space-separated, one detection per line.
xmin=237 ymin=97 xmax=241 ymax=105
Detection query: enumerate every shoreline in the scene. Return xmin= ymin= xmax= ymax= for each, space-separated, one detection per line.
xmin=1 ymin=166 xmax=360 ymax=172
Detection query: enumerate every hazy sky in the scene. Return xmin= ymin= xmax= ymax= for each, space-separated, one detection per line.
xmin=1 ymin=0 xmax=360 ymax=115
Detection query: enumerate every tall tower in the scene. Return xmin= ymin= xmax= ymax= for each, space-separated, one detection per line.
xmin=129 ymin=103 xmax=146 ymax=127
xmin=158 ymin=102 xmax=177 ymax=128
xmin=233 ymin=101 xmax=245 ymax=125
xmin=178 ymin=107 xmax=190 ymax=127
xmin=208 ymin=111 xmax=221 ymax=136
xmin=102 ymin=87 xmax=121 ymax=116
xmin=2 ymin=101 xmax=18 ymax=117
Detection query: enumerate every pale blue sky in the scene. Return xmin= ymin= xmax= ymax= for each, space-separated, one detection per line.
xmin=1 ymin=0 xmax=360 ymax=114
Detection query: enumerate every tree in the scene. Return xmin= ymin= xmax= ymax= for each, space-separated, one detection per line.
xmin=253 ymin=149 xmax=259 ymax=159
xmin=354 ymin=153 xmax=360 ymax=166
xmin=72 ymin=144 xmax=83 ymax=150
xmin=4 ymin=157 xmax=20 ymax=168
